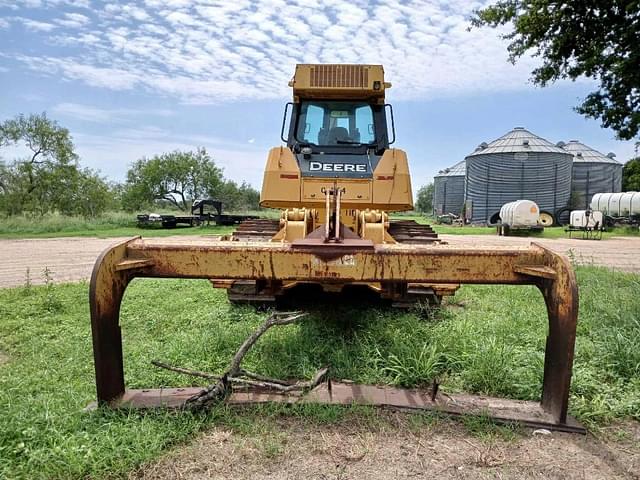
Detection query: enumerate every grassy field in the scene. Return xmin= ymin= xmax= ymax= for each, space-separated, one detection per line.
xmin=0 ymin=267 xmax=639 ymax=478
xmin=0 ymin=212 xmax=273 ymax=239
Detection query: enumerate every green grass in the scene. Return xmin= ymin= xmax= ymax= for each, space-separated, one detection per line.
xmin=0 ymin=212 xmax=261 ymax=239
xmin=1 ymin=211 xmax=637 ymax=240
xmin=1 ymin=267 xmax=639 ymax=478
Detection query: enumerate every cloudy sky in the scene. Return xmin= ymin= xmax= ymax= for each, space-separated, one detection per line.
xmin=0 ymin=0 xmax=636 ymax=190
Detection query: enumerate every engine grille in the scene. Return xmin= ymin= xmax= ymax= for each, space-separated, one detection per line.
xmin=309 ymin=65 xmax=369 ymax=88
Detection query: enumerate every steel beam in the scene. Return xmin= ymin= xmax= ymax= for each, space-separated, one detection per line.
xmin=89 ymin=237 xmax=581 ymax=431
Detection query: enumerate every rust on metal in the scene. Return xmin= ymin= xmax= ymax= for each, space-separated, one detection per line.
xmin=89 ymin=236 xmax=581 ymax=432
xmin=88 ymin=381 xmax=584 ymax=434
xmin=513 ymin=265 xmax=557 ymax=279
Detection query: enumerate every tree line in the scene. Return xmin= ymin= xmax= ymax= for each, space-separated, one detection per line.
xmin=0 ymin=113 xmax=261 ymax=217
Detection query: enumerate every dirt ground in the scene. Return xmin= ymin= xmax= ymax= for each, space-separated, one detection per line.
xmin=0 ymin=236 xmax=121 ymax=288
xmin=0 ymin=234 xmax=639 ymax=288
xmin=133 ymin=416 xmax=639 ymax=480
xmin=439 ymin=234 xmax=640 ymax=273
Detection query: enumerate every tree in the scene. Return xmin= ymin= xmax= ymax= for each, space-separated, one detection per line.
xmin=210 ymin=180 xmax=261 ymax=211
xmin=73 ymin=169 xmax=115 ymax=217
xmin=0 ymin=113 xmax=78 ymax=197
xmin=122 ymin=148 xmax=224 ymax=211
xmin=0 ymin=113 xmax=78 ymax=215
xmin=471 ymin=1 xmax=640 ymax=140
xmin=623 ymin=157 xmax=640 ymax=191
xmin=415 ymin=183 xmax=434 ymax=214
xmin=0 ymin=113 xmax=114 ymax=217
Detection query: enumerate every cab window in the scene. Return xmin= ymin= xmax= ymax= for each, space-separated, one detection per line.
xmin=296 ymin=101 xmax=375 ymax=146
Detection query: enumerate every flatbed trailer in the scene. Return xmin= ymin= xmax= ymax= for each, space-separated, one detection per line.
xmin=136 ymin=214 xmax=201 ymax=228
xmin=136 ymin=199 xmax=261 ymax=229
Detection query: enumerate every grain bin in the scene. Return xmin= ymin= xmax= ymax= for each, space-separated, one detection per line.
xmin=433 ymin=160 xmax=465 ymax=216
xmin=561 ymin=140 xmax=623 ymax=210
xmin=464 ymin=127 xmax=573 ymax=225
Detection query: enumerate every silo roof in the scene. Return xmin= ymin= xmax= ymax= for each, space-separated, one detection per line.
xmin=466 ymin=127 xmax=569 ymax=156
xmin=435 ymin=160 xmax=466 ymax=177
xmin=562 ymin=140 xmax=620 ymax=164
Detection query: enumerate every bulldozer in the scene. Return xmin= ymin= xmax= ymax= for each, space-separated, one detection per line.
xmin=88 ymin=64 xmax=583 ymax=432
xmin=218 ymin=64 xmax=452 ymax=307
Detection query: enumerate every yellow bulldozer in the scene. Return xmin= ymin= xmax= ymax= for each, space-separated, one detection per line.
xmin=218 ymin=64 xmax=452 ymax=307
xmin=88 ymin=64 xmax=583 ymax=432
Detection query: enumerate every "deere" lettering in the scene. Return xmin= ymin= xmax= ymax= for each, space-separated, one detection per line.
xmin=309 ymin=162 xmax=367 ymax=173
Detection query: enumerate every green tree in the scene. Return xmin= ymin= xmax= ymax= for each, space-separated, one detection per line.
xmin=0 ymin=113 xmax=114 ymax=216
xmin=0 ymin=113 xmax=77 ymax=215
xmin=623 ymin=157 xmax=640 ymax=191
xmin=74 ymin=169 xmax=115 ymax=217
xmin=210 ymin=180 xmax=261 ymax=211
xmin=472 ymin=1 xmax=640 ymax=140
xmin=0 ymin=113 xmax=78 ymax=197
xmin=122 ymin=148 xmax=224 ymax=211
xmin=415 ymin=183 xmax=434 ymax=214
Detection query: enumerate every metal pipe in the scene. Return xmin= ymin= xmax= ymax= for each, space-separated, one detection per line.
xmin=324 ymin=188 xmax=330 ymax=241
xmin=334 ymin=188 xmax=341 ymax=241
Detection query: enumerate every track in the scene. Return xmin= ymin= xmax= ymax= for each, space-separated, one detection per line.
xmin=388 ymin=220 xmax=439 ymax=244
xmin=231 ymin=219 xmax=280 ymax=241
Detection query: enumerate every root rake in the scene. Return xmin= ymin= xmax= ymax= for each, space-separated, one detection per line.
xmin=87 ymin=236 xmax=584 ymax=433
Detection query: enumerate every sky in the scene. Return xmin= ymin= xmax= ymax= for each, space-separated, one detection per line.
xmin=0 ymin=0 xmax=637 ymax=191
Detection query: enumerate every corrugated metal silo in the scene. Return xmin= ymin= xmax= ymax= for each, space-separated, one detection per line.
xmin=464 ymin=127 xmax=573 ymax=225
xmin=561 ymin=140 xmax=623 ymax=209
xmin=433 ymin=160 xmax=465 ymax=216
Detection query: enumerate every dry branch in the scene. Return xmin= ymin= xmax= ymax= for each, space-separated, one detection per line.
xmin=150 ymin=311 xmax=326 ymax=410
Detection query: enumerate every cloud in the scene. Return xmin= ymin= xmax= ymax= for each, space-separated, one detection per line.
xmin=15 ymin=17 xmax=56 ymax=31
xmin=52 ymin=102 xmax=174 ymax=123
xmin=16 ymin=56 xmax=142 ymax=89
xmin=55 ymin=12 xmax=89 ymax=28
xmin=72 ymin=128 xmax=266 ymax=186
xmin=2 ymin=0 xmax=547 ymax=104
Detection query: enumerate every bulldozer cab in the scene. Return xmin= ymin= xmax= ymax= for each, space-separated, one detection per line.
xmin=281 ymin=64 xmax=396 ymax=178
xmin=288 ymin=100 xmax=389 ymax=150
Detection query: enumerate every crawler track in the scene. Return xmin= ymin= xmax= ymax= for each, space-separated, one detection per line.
xmin=231 ymin=219 xmax=280 ymax=241
xmin=388 ymin=220 xmax=439 ymax=244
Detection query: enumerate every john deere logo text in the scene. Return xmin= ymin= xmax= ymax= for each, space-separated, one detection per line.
xmin=309 ymin=162 xmax=367 ymax=173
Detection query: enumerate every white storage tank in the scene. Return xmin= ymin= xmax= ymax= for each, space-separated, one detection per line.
xmin=570 ymin=210 xmax=604 ymax=228
xmin=499 ymin=200 xmax=540 ymax=228
xmin=590 ymin=192 xmax=640 ymax=217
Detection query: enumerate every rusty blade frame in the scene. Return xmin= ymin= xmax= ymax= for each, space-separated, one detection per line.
xmin=89 ymin=237 xmax=582 ymax=433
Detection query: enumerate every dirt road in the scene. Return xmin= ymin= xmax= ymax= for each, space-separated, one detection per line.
xmin=0 ymin=234 xmax=639 ymax=288
xmin=440 ymin=234 xmax=640 ymax=273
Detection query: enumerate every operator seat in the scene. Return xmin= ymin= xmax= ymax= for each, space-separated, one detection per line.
xmin=326 ymin=126 xmax=351 ymax=145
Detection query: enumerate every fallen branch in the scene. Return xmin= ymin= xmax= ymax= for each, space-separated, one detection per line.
xmin=151 ymin=311 xmax=322 ymax=410
xmin=151 ymin=360 xmax=216 ymax=380
xmin=153 ymin=360 xmax=329 ymax=394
